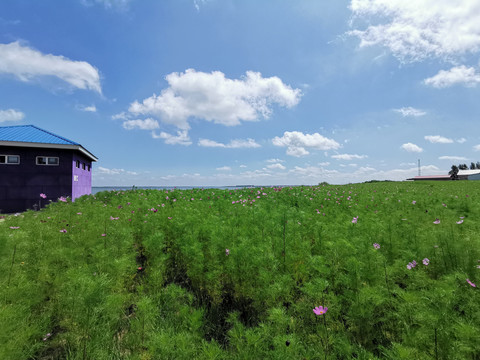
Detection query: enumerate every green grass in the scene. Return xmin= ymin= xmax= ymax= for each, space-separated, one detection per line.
xmin=1 ymin=181 xmax=479 ymax=359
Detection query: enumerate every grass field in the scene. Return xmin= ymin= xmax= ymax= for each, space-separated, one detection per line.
xmin=1 ymin=181 xmax=479 ymax=359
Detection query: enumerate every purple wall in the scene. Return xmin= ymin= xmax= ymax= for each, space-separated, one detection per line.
xmin=0 ymin=145 xmax=92 ymax=213
xmin=72 ymin=153 xmax=92 ymax=200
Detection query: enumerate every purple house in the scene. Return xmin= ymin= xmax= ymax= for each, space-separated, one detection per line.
xmin=0 ymin=125 xmax=98 ymax=213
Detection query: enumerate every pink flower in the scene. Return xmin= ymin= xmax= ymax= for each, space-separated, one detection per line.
xmin=423 ymin=258 xmax=430 ymax=266
xmin=466 ymin=279 xmax=476 ymax=287
xmin=352 ymin=216 xmax=358 ymax=224
xmin=373 ymin=243 xmax=380 ymax=249
xmin=10 ymin=226 xmax=20 ymax=229
xmin=101 ymin=233 xmax=106 ymax=237
xmin=313 ymin=306 xmax=328 ymax=315
xmin=433 ymin=219 xmax=440 ymax=224
xmin=40 ymin=193 xmax=47 ymax=199
xmin=58 ymin=196 xmax=67 ymax=202
xmin=412 ymin=200 xmax=416 ymax=205
xmin=225 ymin=248 xmax=230 ymax=256
xmin=59 ymin=229 xmax=67 ymax=233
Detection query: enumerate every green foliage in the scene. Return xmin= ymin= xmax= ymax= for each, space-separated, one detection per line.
xmin=1 ymin=182 xmax=479 ymax=358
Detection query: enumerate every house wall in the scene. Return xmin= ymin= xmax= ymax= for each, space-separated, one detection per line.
xmin=468 ymin=173 xmax=480 ymax=180
xmin=0 ymin=146 xmax=73 ymax=213
xmin=72 ymin=153 xmax=92 ymax=200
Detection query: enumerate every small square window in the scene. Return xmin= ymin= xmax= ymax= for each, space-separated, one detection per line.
xmin=0 ymin=155 xmax=5 ymax=164
xmin=76 ymin=160 xmax=80 ymax=168
xmin=48 ymin=157 xmax=59 ymax=165
xmin=82 ymin=162 xmax=86 ymax=170
xmin=7 ymin=155 xmax=20 ymax=164
xmin=37 ymin=157 xmax=47 ymax=165
xmin=88 ymin=165 xmax=91 ymax=171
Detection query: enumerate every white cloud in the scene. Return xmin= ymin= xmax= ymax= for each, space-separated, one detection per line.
xmin=331 ymin=153 xmax=367 ymax=160
xmin=151 ymin=130 xmax=192 ymax=146
xmin=394 ymin=107 xmax=426 ymax=117
xmin=80 ymin=0 xmax=130 ymax=9
xmin=216 ymin=166 xmax=231 ymax=171
xmin=457 ymin=138 xmax=467 ymax=144
xmin=77 ymin=104 xmax=97 ymax=112
xmin=266 ymin=158 xmax=285 ymax=163
xmin=96 ymin=166 xmax=137 ymax=175
xmin=424 ymin=135 xmax=453 ymax=144
xmin=473 ymin=145 xmax=480 ymax=151
xmin=424 ymin=65 xmax=480 ymax=88
xmin=266 ymin=163 xmax=286 ymax=170
xmin=0 ymin=108 xmax=24 ymax=122
xmin=122 ymin=118 xmax=160 ymax=130
xmin=0 ymin=41 xmax=101 ymax=93
xmin=401 ymin=143 xmax=423 ymax=153
xmin=272 ymin=131 xmax=340 ymax=157
xmin=348 ymin=0 xmax=480 ymax=63
xmin=198 ymin=138 xmax=261 ymax=149
xmin=128 ymin=69 xmax=302 ymax=130
xmin=318 ymin=162 xmax=330 ymax=166
xmin=438 ymin=155 xmax=468 ymax=161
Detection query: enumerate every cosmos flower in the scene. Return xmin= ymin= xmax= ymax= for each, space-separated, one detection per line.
xmin=352 ymin=216 xmax=358 ymax=224
xmin=373 ymin=243 xmax=380 ymax=249
xmin=433 ymin=219 xmax=440 ymax=224
xmin=466 ymin=279 xmax=476 ymax=288
xmin=423 ymin=258 xmax=430 ymax=266
xmin=59 ymin=229 xmax=67 ymax=233
xmin=225 ymin=248 xmax=230 ymax=256
xmin=456 ymin=220 xmax=464 ymax=224
xmin=313 ymin=306 xmax=328 ymax=315
xmin=40 ymin=193 xmax=47 ymax=199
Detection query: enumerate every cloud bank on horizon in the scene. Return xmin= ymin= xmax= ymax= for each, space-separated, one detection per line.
xmin=1 ymin=0 xmax=480 ymax=186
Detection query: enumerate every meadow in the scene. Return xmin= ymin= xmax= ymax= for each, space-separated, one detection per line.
xmin=1 ymin=181 xmax=479 ymax=359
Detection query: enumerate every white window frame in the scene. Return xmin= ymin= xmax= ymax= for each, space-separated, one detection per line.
xmin=0 ymin=154 xmax=20 ymax=165
xmin=36 ymin=156 xmax=59 ymax=166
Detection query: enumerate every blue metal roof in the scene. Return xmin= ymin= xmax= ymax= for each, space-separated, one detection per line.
xmin=0 ymin=125 xmax=80 ymax=145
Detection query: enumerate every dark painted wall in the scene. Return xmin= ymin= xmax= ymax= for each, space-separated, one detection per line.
xmin=72 ymin=153 xmax=93 ymax=200
xmin=0 ymin=145 xmax=92 ymax=213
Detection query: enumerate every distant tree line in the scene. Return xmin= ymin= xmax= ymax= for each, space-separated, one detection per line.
xmin=449 ymin=162 xmax=480 ymax=180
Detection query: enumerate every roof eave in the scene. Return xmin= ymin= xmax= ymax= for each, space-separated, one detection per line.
xmin=0 ymin=141 xmax=98 ymax=162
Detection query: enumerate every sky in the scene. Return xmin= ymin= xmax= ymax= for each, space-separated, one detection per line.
xmin=1 ymin=0 xmax=480 ymax=186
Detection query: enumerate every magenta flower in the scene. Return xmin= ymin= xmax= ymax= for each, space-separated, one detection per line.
xmin=40 ymin=193 xmax=47 ymax=199
xmin=59 ymin=229 xmax=67 ymax=233
xmin=456 ymin=220 xmax=464 ymax=224
xmin=433 ymin=219 xmax=440 ymax=224
xmin=466 ymin=279 xmax=476 ymax=287
xmin=423 ymin=258 xmax=430 ymax=266
xmin=225 ymin=248 xmax=230 ymax=256
xmin=412 ymin=200 xmax=416 ymax=205
xmin=407 ymin=260 xmax=417 ymax=270
xmin=313 ymin=306 xmax=328 ymax=315
xmin=352 ymin=216 xmax=358 ymax=224
xmin=9 ymin=226 xmax=20 ymax=230
xmin=58 ymin=196 xmax=67 ymax=202
xmin=373 ymin=243 xmax=380 ymax=249
xmin=101 ymin=233 xmax=106 ymax=237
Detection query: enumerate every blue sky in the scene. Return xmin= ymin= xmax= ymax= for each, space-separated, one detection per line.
xmin=1 ymin=0 xmax=480 ymax=186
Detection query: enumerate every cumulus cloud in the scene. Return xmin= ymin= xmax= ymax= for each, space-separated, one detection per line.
xmin=266 ymin=158 xmax=285 ymax=163
xmin=151 ymin=130 xmax=192 ymax=146
xmin=96 ymin=166 xmax=137 ymax=175
xmin=401 ymin=143 xmax=423 ymax=153
xmin=331 ymin=153 xmax=367 ymax=160
xmin=394 ymin=107 xmax=426 ymax=117
xmin=216 ymin=166 xmax=231 ymax=171
xmin=198 ymin=138 xmax=261 ymax=149
xmin=0 ymin=108 xmax=25 ymax=122
xmin=122 ymin=118 xmax=160 ymax=130
xmin=473 ymin=145 xmax=480 ymax=151
xmin=266 ymin=163 xmax=286 ymax=170
xmin=0 ymin=41 xmax=101 ymax=93
xmin=438 ymin=155 xmax=468 ymax=161
xmin=77 ymin=104 xmax=97 ymax=112
xmin=457 ymin=138 xmax=467 ymax=144
xmin=272 ymin=131 xmax=340 ymax=157
xmin=128 ymin=69 xmax=301 ymax=130
xmin=424 ymin=65 xmax=480 ymax=88
xmin=348 ymin=0 xmax=480 ymax=63
xmin=424 ymin=135 xmax=453 ymax=144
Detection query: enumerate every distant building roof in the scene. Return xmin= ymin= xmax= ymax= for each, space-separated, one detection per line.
xmin=406 ymin=175 xmax=451 ymax=181
xmin=0 ymin=125 xmax=97 ymax=161
xmin=457 ymin=169 xmax=480 ymax=176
